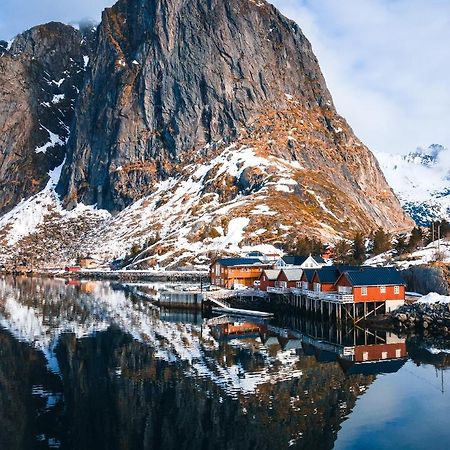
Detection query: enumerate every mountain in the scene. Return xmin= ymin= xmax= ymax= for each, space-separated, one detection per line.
xmin=0 ymin=0 xmax=412 ymax=268
xmin=376 ymin=145 xmax=450 ymax=226
xmin=0 ymin=22 xmax=96 ymax=215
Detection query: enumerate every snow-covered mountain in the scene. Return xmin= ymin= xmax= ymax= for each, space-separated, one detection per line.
xmin=376 ymin=144 xmax=450 ymax=226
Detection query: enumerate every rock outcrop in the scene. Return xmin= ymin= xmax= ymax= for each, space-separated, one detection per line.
xmin=0 ymin=22 xmax=93 ymax=214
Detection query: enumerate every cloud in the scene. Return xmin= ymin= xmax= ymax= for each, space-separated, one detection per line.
xmin=272 ymin=0 xmax=450 ymax=155
xmin=0 ymin=0 xmax=113 ymax=40
xmin=1 ymin=0 xmax=450 ymax=156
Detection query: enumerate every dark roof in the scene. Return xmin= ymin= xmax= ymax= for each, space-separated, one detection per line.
xmin=301 ymin=269 xmax=316 ymax=282
xmin=343 ymin=267 xmax=405 ymax=286
xmin=339 ymin=358 xmax=407 ymax=375
xmin=314 ymin=267 xmax=341 ymax=283
xmin=282 ymin=255 xmax=324 ymax=265
xmin=217 ymin=258 xmax=268 ymax=267
xmin=247 ymin=251 xmax=264 ymax=257
xmin=283 ymin=256 xmax=308 ymax=265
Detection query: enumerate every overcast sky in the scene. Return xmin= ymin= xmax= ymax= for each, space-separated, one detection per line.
xmin=1 ymin=0 xmax=449 ymax=156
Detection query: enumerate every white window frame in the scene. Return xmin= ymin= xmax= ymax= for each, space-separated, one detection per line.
xmin=394 ymin=286 xmax=400 ymax=295
xmin=361 ymin=287 xmax=368 ymax=296
xmin=395 ymin=349 xmax=401 ymax=358
xmin=380 ymin=285 xmax=386 ymax=294
xmin=381 ymin=352 xmax=388 ymax=360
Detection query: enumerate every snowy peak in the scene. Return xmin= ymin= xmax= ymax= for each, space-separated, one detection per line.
xmin=405 ymin=144 xmax=448 ymax=168
xmin=376 ymin=145 xmax=450 ymax=226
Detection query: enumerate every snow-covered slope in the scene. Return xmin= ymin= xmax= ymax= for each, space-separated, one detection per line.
xmin=0 ymin=134 xmax=411 ymax=268
xmin=376 ymin=145 xmax=450 ymax=225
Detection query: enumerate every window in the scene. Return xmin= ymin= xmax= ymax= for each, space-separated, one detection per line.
xmin=363 ymin=352 xmax=369 ymax=361
xmin=380 ymin=285 xmax=386 ymax=293
xmin=395 ymin=349 xmax=401 ymax=358
xmin=361 ymin=287 xmax=368 ymax=296
xmin=394 ymin=286 xmax=400 ymax=295
xmin=314 ymin=282 xmax=321 ymax=292
xmin=381 ymin=352 xmax=388 ymax=360
xmin=215 ymin=265 xmax=220 ymax=276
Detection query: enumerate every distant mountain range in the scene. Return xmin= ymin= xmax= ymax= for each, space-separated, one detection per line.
xmin=376 ymin=144 xmax=450 ymax=226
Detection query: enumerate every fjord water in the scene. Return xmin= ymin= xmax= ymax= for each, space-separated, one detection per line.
xmin=1 ymin=277 xmax=450 ymax=450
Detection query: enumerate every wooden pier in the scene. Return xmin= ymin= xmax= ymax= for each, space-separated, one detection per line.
xmin=269 ymin=289 xmax=387 ymax=323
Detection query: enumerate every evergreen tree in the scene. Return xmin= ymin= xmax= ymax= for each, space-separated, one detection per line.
xmin=407 ymin=226 xmax=423 ymax=252
xmin=294 ymin=236 xmax=323 ymax=256
xmin=371 ymin=228 xmax=391 ymax=255
xmin=333 ymin=240 xmax=352 ymax=264
xmin=352 ymin=232 xmax=366 ymax=264
xmin=394 ymin=233 xmax=408 ymax=256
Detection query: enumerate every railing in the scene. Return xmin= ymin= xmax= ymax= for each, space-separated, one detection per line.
xmin=288 ymin=288 xmax=354 ymax=303
xmin=267 ymin=286 xmax=291 ymax=294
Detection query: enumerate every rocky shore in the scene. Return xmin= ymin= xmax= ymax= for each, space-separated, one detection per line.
xmin=392 ymin=302 xmax=450 ymax=335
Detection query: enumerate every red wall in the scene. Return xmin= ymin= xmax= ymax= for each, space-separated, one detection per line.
xmin=354 ymin=342 xmax=407 ymax=362
xmin=353 ymin=285 xmax=405 ymax=303
xmin=336 ymin=273 xmax=405 ymax=302
xmin=277 ymin=271 xmax=301 ymax=288
xmin=259 ymin=272 xmax=277 ymax=291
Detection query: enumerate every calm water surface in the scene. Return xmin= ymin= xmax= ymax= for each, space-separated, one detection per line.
xmin=0 ymin=276 xmax=450 ymax=450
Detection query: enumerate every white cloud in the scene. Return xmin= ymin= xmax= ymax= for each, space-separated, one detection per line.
xmin=272 ymin=0 xmax=450 ymax=155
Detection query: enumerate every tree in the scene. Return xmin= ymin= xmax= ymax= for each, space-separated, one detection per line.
xmin=352 ymin=232 xmax=366 ymax=264
xmin=333 ymin=239 xmax=352 ymax=264
xmin=407 ymin=226 xmax=423 ymax=252
xmin=370 ymin=228 xmax=391 ymax=256
xmin=291 ymin=236 xmax=323 ymax=256
xmin=394 ymin=233 xmax=408 ymax=256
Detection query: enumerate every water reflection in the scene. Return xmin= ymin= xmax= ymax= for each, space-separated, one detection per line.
xmin=0 ymin=276 xmax=449 ymax=450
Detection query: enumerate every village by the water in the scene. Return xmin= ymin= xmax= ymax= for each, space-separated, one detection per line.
xmin=2 ymin=225 xmax=450 ymax=448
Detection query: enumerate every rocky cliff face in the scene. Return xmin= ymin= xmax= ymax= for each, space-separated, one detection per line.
xmin=0 ymin=22 xmax=94 ymax=214
xmin=0 ymin=0 xmax=413 ymax=266
xmin=58 ymin=0 xmax=334 ymax=210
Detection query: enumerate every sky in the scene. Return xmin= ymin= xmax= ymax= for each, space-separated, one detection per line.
xmin=1 ymin=0 xmax=449 ymax=156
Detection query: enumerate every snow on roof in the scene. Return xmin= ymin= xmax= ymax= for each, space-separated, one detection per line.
xmin=281 ymin=268 xmax=303 ymax=281
xmin=262 ymin=269 xmax=281 ymax=280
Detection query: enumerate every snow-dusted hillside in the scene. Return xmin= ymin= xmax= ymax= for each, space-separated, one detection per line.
xmin=376 ymin=145 xmax=450 ymax=225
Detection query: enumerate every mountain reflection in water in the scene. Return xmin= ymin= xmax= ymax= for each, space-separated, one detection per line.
xmin=0 ymin=276 xmax=450 ymax=450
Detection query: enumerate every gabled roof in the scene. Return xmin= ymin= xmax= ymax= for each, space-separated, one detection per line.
xmin=261 ymin=269 xmax=281 ymax=280
xmin=301 ymin=269 xmax=316 ymax=282
xmin=282 ymin=255 xmax=325 ymax=266
xmin=280 ymin=268 xmax=303 ymax=281
xmin=282 ymin=256 xmax=308 ymax=266
xmin=314 ymin=267 xmax=340 ymax=284
xmin=217 ymin=258 xmax=268 ymax=267
xmin=342 ymin=267 xmax=405 ymax=287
